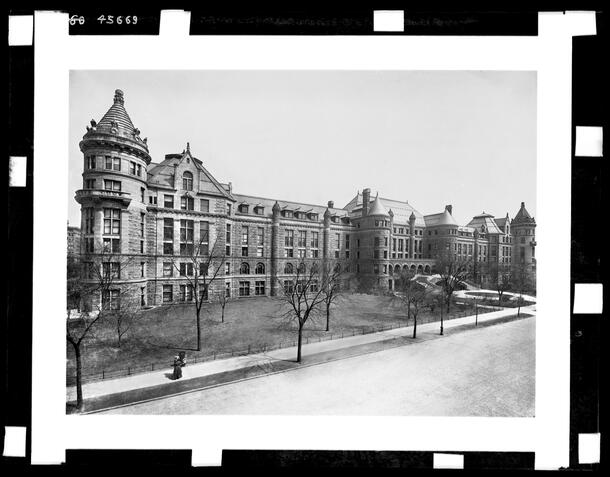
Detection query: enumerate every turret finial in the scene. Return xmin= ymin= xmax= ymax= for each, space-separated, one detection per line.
xmin=114 ymin=89 xmax=124 ymax=104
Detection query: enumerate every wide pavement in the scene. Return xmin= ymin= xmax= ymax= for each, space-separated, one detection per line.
xmin=101 ymin=315 xmax=535 ymax=417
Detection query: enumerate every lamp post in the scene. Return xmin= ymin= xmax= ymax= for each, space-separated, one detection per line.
xmin=439 ymin=290 xmax=444 ymax=336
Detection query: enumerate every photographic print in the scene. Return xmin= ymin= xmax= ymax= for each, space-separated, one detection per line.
xmin=66 ymin=70 xmax=537 ymax=417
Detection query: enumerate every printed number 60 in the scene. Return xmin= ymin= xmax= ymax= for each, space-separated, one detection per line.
xmin=69 ymin=15 xmax=85 ymax=26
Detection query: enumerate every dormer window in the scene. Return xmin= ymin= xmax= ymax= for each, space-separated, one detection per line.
xmin=282 ymin=210 xmax=293 ymax=218
xmin=308 ymin=213 xmax=318 ymax=221
xmin=182 ymin=171 xmax=193 ymax=191
xmin=239 ymin=204 xmax=249 ymax=214
xmin=254 ymin=206 xmax=264 ymax=215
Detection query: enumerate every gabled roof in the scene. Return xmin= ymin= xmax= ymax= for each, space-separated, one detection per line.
xmin=343 ymin=191 xmax=426 ymax=226
xmin=424 ymin=209 xmax=458 ymax=227
xmin=467 ymin=213 xmax=503 ymax=234
xmin=147 ymin=148 xmax=234 ymax=200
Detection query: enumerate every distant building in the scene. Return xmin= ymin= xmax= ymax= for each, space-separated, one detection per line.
xmin=67 ymin=224 xmax=81 ymax=258
xmin=74 ymin=89 xmax=536 ymax=308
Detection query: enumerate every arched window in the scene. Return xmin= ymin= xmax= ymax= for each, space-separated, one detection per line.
xmin=311 ymin=263 xmax=319 ymax=274
xmin=333 ymin=263 xmax=341 ymax=273
xmin=255 ymin=262 xmax=265 ymax=274
xmin=183 ymin=171 xmax=193 ymax=191
xmin=284 ymin=263 xmax=293 ymax=274
xmin=240 ymin=262 xmax=250 ymax=274
xmin=298 ymin=262 xmax=306 ymax=274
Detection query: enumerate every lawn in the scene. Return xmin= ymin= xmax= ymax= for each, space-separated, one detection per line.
xmin=67 ymin=293 xmax=492 ymax=383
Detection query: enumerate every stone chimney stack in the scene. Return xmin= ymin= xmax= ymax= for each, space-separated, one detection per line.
xmin=328 ymin=200 xmax=334 ymax=209
xmin=362 ymin=188 xmax=371 ymax=216
xmin=445 ymin=204 xmax=453 ymax=215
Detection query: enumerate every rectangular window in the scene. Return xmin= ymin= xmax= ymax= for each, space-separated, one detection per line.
xmin=255 ymin=280 xmax=265 ymax=296
xmin=137 ymin=164 xmax=142 ymax=176
xmin=103 ymin=208 xmax=121 ymax=235
xmin=226 ymin=203 xmax=232 ymax=215
xmin=180 ymin=219 xmax=194 ymax=255
xmin=200 ymin=199 xmax=209 ymax=213
xmin=179 ymin=262 xmax=194 ymax=276
xmin=163 ymin=262 xmax=173 ymax=277
xmin=105 ymin=156 xmax=112 ymax=169
xmin=284 ymin=280 xmax=293 ymax=294
xmin=225 ymin=262 xmax=231 ymax=274
xmin=241 ymin=226 xmax=249 ymax=256
xmin=199 ymin=287 xmax=209 ymax=301
xmin=298 ymin=230 xmax=307 ymax=248
xmin=257 ymin=227 xmax=264 ymax=257
xmin=226 ymin=224 xmax=232 ymax=256
xmin=310 ymin=280 xmax=319 ymax=293
xmin=345 ymin=234 xmax=350 ymax=249
xmin=102 ymin=289 xmax=120 ymax=310
xmin=225 ymin=281 xmax=231 ymax=297
xmin=102 ymin=262 xmax=121 ymax=279
xmin=104 ymin=180 xmax=121 ymax=191
xmin=149 ymin=195 xmax=157 ymax=205
xmin=84 ymin=179 xmax=96 ymax=189
xmin=199 ymin=221 xmax=209 ymax=255
xmin=84 ymin=208 xmax=95 ymax=234
xmin=140 ymin=262 xmax=145 ymax=278
xmin=86 ymin=156 xmax=96 ymax=169
xmin=285 ymin=230 xmax=294 ymax=257
xmin=102 ymin=238 xmax=120 ymax=253
xmin=130 ymin=161 xmax=137 ymax=175
xmin=181 ymin=196 xmax=194 ymax=211
xmin=163 ymin=218 xmax=174 ymax=255
xmin=239 ymin=281 xmax=250 ymax=297
xmin=311 ymin=249 xmax=319 ymax=258
xmin=311 ymin=232 xmax=319 ymax=249
xmin=164 ymin=195 xmax=174 ymax=208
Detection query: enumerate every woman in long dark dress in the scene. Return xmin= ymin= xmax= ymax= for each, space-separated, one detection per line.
xmin=172 ymin=355 xmax=183 ymax=379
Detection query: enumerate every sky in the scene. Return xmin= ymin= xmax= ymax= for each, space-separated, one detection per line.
xmin=69 ymin=70 xmax=536 ymax=226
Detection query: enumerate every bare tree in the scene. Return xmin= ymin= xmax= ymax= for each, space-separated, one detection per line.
xmin=215 ymin=290 xmax=230 ymax=323
xmin=171 ymin=235 xmax=225 ymax=351
xmin=488 ymin=261 xmax=513 ymax=306
xmin=278 ymin=260 xmax=326 ymax=363
xmin=111 ymin=297 xmax=139 ymax=348
xmin=66 ymin=247 xmax=135 ymax=410
xmin=392 ymin=269 xmax=418 ymax=322
xmin=394 ymin=271 xmax=431 ymax=339
xmin=435 ymin=253 xmax=472 ymax=313
xmin=320 ymin=261 xmax=344 ymax=332
xmin=512 ymin=262 xmax=533 ymax=317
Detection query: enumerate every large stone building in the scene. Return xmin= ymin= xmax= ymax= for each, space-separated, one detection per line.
xmin=74 ymin=90 xmax=536 ymax=309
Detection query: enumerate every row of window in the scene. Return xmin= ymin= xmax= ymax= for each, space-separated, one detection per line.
xmin=85 ymin=155 xmax=143 ymax=177
xmin=161 ymin=280 xmax=266 ymax=302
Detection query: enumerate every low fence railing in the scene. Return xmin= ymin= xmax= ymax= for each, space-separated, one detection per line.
xmin=67 ymin=305 xmax=505 ymax=386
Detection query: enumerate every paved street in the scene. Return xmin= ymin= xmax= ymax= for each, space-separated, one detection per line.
xmin=102 ymin=316 xmax=535 ymax=417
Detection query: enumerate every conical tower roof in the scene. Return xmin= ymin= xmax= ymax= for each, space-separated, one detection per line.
xmin=512 ymin=202 xmax=535 ymax=225
xmin=368 ymin=194 xmax=389 ymax=216
xmin=97 ymin=89 xmax=137 ymax=133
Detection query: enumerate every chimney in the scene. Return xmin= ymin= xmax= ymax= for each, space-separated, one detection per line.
xmin=328 ymin=200 xmax=334 ymax=209
xmin=362 ymin=188 xmax=371 ymax=216
xmin=445 ymin=204 xmax=453 ymax=215
xmin=521 ymin=201 xmax=525 ymax=208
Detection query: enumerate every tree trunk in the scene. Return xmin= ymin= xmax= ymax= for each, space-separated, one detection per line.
xmin=325 ymin=304 xmax=330 ymax=332
xmin=296 ymin=324 xmax=303 ymax=363
xmin=72 ymin=341 xmax=83 ymax=410
xmin=221 ymin=305 xmax=225 ymax=323
xmin=440 ymin=304 xmax=444 ymax=335
xmin=412 ymin=316 xmax=417 ymax=339
xmin=196 ymin=308 xmax=202 ymax=351
xmin=446 ymin=295 xmax=451 ymax=314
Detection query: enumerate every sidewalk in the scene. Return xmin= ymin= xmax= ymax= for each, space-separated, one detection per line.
xmin=68 ymin=305 xmax=535 ymax=412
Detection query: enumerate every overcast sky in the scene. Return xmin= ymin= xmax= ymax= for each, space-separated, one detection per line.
xmin=69 ymin=70 xmax=536 ymax=226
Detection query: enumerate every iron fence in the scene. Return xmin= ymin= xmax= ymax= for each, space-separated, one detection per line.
xmin=67 ymin=305 xmax=503 ymax=386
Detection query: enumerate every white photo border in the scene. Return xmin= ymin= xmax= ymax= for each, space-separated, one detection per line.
xmin=33 ymin=10 xmax=586 ymax=469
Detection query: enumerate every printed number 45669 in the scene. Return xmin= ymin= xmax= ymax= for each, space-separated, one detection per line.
xmin=97 ymin=15 xmax=138 ymax=25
